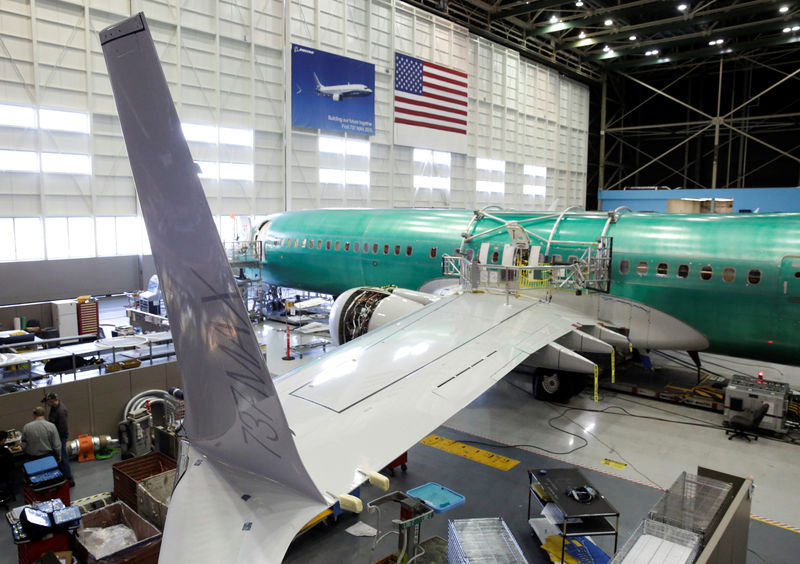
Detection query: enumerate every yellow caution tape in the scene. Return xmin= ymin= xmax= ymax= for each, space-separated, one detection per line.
xmin=611 ymin=347 xmax=615 ymax=384
xmin=421 ymin=435 xmax=519 ymax=471
xmin=601 ymin=458 xmax=627 ymax=469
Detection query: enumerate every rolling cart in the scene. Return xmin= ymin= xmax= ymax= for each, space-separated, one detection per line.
xmin=368 ymin=491 xmax=434 ymax=563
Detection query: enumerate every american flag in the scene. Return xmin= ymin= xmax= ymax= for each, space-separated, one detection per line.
xmin=394 ymin=53 xmax=468 ymax=149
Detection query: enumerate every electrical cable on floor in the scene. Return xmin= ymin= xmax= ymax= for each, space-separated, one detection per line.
xmin=454 ymin=406 xmax=589 ymax=456
xmin=554 ymin=405 xmax=661 ymax=488
xmin=576 ymin=388 xmax=728 ymax=427
xmin=551 ymin=395 xmax=725 ymax=430
xmin=747 ymin=547 xmax=770 ymax=563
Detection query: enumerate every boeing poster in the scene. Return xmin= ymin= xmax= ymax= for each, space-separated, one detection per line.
xmin=291 ymin=44 xmax=375 ymax=135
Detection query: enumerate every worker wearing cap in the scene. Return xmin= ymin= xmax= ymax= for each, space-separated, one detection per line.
xmin=42 ymin=393 xmax=75 ymax=487
xmin=21 ymin=406 xmax=61 ymax=462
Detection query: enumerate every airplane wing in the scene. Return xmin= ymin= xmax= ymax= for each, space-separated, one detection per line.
xmin=100 ymin=13 xmax=613 ymax=563
xmin=160 ymin=291 xmax=581 ymax=562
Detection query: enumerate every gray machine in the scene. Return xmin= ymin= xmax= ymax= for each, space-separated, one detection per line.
xmin=118 ymin=407 xmax=153 ymax=458
xmin=724 ymin=374 xmax=789 ymax=434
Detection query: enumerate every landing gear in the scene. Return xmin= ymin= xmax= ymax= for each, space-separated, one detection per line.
xmin=533 ymin=370 xmax=583 ymax=402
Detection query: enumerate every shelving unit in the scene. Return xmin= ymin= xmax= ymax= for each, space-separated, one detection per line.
xmin=527 ymin=468 xmax=619 ymax=563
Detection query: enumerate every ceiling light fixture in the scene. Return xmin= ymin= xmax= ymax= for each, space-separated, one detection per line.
xmin=678 ymin=3 xmax=688 ymax=11
xmin=645 ymin=49 xmax=660 ymax=56
xmin=550 ymin=15 xmax=559 ymax=23
xmin=784 ymin=27 xmax=792 ymax=32
xmin=604 ymin=19 xmax=613 ymax=26
xmin=708 ymin=39 xmax=724 ymax=45
xmin=779 ymin=5 xmax=789 ymax=13
xmin=575 ymin=0 xmax=584 ymax=6
xmin=603 ymin=44 xmax=610 ymax=52
xmin=793 ymin=25 xmax=800 ymax=30
xmin=578 ymin=31 xmax=586 ymax=39
xmin=629 ymin=35 xmax=637 ymax=41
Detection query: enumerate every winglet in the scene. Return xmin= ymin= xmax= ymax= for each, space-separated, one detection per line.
xmin=100 ymin=13 xmax=323 ymax=503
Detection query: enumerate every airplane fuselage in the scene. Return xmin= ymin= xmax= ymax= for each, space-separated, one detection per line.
xmin=255 ymin=208 xmax=800 ymax=365
xmin=316 ymin=85 xmax=372 ymax=100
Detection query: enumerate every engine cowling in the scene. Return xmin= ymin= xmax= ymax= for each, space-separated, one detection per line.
xmin=329 ymin=287 xmax=439 ymax=346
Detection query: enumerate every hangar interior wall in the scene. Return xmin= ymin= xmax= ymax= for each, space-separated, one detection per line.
xmin=0 ymin=360 xmax=182 ymax=438
xmin=0 ymin=0 xmax=589 ymax=301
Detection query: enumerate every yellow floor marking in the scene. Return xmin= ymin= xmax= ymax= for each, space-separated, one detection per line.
xmin=421 ymin=434 xmax=519 ymax=471
xmin=601 ymin=458 xmax=627 ymax=469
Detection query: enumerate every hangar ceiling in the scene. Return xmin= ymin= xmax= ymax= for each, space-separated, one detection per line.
xmin=403 ymin=0 xmax=800 ymax=81
xmin=405 ymin=0 xmax=800 ymax=199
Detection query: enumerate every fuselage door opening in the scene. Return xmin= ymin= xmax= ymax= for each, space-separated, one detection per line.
xmin=780 ymin=256 xmax=800 ymax=304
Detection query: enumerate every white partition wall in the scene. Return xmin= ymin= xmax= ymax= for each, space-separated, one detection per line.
xmin=0 ymin=0 xmax=589 ymax=265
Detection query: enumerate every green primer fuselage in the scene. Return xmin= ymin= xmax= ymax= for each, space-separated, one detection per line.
xmin=257 ymin=209 xmax=800 ymax=365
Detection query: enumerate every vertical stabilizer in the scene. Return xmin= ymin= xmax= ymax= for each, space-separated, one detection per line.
xmin=100 ymin=14 xmax=322 ymax=502
xmin=313 ymin=72 xmax=323 ymax=89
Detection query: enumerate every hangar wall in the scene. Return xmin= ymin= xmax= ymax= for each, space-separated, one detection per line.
xmin=0 ymin=0 xmax=589 ymax=301
xmin=0 ymin=254 xmax=156 ymax=306
xmin=0 ymin=360 xmax=182 ymax=438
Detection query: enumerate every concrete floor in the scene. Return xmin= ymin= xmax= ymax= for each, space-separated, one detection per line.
xmin=2 ymin=296 xmax=799 ymax=562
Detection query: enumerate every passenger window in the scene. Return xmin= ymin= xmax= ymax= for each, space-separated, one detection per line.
xmin=309 ymin=240 xmax=315 ymax=250
xmin=394 ymin=245 xmax=401 ymax=256
xmin=619 ymin=260 xmax=630 ymax=274
xmin=636 ymin=261 xmax=648 ymax=276
xmin=722 ymin=267 xmax=735 ymax=283
xmin=373 ymin=243 xmax=379 ymax=254
xmin=700 ymin=265 xmax=713 ymax=280
xmin=325 ymin=240 xmax=331 ymax=251
xmin=406 ymin=245 xmax=412 ymax=257
xmin=293 ymin=239 xmax=299 ymax=248
xmin=354 ymin=242 xmax=360 ymax=253
xmin=383 ymin=244 xmax=389 ymax=255
xmin=301 ymin=239 xmax=307 ymax=248
xmin=345 ymin=242 xmax=351 ymax=252
xmin=491 ymin=251 xmax=499 ymax=263
xmin=677 ymin=264 xmax=689 ymax=278
xmin=334 ymin=241 xmax=341 ymax=251
xmin=430 ymin=247 xmax=437 ymax=259
xmin=363 ymin=243 xmax=370 ymax=254
xmin=273 ymin=240 xmax=278 ymax=246
xmin=657 ymin=263 xmax=668 ymax=276
xmin=747 ymin=269 xmax=761 ymax=285
xmin=317 ymin=239 xmax=322 ymax=249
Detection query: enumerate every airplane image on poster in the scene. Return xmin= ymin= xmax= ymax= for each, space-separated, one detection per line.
xmin=312 ymin=72 xmax=372 ymax=101
xmin=291 ymin=44 xmax=375 ymax=134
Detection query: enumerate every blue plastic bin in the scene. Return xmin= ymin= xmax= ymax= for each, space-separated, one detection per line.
xmin=407 ymin=482 xmax=465 ymax=513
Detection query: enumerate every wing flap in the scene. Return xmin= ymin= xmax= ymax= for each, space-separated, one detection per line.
xmin=278 ymin=292 xmax=580 ymax=498
xmin=160 ymin=444 xmax=327 ymax=564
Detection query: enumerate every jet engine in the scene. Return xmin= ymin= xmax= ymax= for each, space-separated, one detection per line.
xmin=332 ymin=93 xmax=341 ymax=101
xmin=329 ymin=287 xmax=439 ymax=346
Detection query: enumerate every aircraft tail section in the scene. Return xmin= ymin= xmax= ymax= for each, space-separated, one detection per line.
xmin=100 ymin=13 xmax=323 ymax=502
xmin=313 ymin=71 xmax=323 ymax=89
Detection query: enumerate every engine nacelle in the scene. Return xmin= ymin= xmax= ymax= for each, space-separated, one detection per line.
xmin=329 ymin=287 xmax=439 ymax=346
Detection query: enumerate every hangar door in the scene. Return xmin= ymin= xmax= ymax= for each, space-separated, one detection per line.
xmin=780 ymin=257 xmax=800 ymax=304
